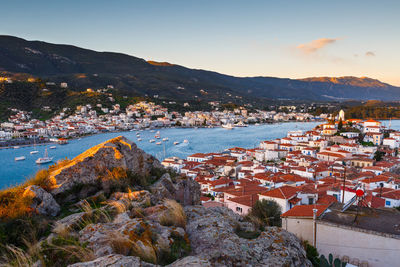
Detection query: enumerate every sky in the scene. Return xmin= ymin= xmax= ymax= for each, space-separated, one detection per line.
xmin=1 ymin=0 xmax=399 ymax=85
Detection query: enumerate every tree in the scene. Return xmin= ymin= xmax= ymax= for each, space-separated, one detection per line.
xmin=338 ymin=119 xmax=343 ymax=131
xmin=374 ymin=150 xmax=385 ymax=161
xmin=248 ymin=199 xmax=281 ymax=227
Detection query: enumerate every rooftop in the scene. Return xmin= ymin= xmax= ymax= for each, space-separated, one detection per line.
xmin=319 ymin=202 xmax=400 ymax=237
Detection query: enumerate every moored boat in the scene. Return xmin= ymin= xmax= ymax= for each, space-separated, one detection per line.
xmin=15 ymin=156 xmax=26 ymax=161
xmin=36 ymin=148 xmax=53 ymax=164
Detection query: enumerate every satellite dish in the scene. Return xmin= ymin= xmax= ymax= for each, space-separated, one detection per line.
xmin=356 ymin=189 xmax=364 ymax=197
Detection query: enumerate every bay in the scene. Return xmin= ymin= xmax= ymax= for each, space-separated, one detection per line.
xmin=0 ymin=120 xmax=397 ymax=190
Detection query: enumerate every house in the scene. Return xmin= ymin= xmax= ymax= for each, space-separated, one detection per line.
xmin=383 ymin=138 xmax=398 ymax=149
xmin=350 ymin=157 xmax=374 ymax=168
xmin=380 ymin=189 xmax=400 ymax=208
xmin=259 ymin=186 xmax=300 ymax=213
xmin=282 ymin=203 xmax=400 ymax=267
xmin=225 ymin=194 xmax=259 ymax=215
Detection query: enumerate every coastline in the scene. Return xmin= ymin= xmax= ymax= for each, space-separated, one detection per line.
xmin=0 ymin=120 xmax=323 ymax=149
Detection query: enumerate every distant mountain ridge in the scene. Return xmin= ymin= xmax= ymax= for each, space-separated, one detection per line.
xmin=1 ymin=35 xmax=400 ymax=101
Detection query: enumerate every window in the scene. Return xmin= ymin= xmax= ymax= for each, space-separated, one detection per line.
xmin=385 ymin=200 xmax=391 ymax=206
xmin=333 ymin=194 xmax=338 ymax=200
xmin=236 ymin=207 xmax=242 ymax=213
xmin=308 ymin=198 xmax=314 ymax=205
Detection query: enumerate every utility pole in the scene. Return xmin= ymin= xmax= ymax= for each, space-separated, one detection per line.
xmin=342 ymin=161 xmax=346 ymax=203
xmin=312 ymin=208 xmax=318 ymax=247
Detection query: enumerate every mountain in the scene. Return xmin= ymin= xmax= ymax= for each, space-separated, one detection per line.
xmin=1 ymin=35 xmax=400 ymax=101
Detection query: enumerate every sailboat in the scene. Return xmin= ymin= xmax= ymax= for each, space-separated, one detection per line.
xmin=30 ymin=137 xmax=39 ymax=154
xmin=36 ymin=148 xmax=53 ymax=164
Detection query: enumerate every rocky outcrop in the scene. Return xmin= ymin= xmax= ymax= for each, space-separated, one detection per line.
xmin=6 ymin=137 xmax=310 ymax=267
xmin=48 ymin=136 xmax=162 ymax=198
xmin=23 ymin=185 xmax=60 ymax=216
xmin=149 ymin=173 xmax=201 ymax=206
xmin=184 ymin=206 xmax=311 ymax=267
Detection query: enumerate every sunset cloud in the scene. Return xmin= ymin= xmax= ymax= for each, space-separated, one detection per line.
xmin=296 ymin=38 xmax=339 ymax=54
xmin=365 ymin=51 xmax=375 ymax=57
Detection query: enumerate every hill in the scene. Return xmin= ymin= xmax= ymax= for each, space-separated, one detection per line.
xmin=1 ymin=35 xmax=400 ymax=101
xmin=0 ymin=137 xmax=310 ymax=266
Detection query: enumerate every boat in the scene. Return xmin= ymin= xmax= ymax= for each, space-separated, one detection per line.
xmin=173 ymin=141 xmax=180 ymax=145
xmin=183 ymin=139 xmax=189 ymax=143
xmin=31 ymin=137 xmax=39 ymax=154
xmin=235 ymin=121 xmax=248 ymax=127
xmin=162 ymin=137 xmax=169 ymax=141
xmin=222 ymin=123 xmax=234 ymax=130
xmin=156 ymin=141 xmax=162 ymax=145
xmin=50 ymin=146 xmax=56 ymax=149
xmin=15 ymin=156 xmax=26 ymax=161
xmin=149 ymin=139 xmax=155 ymax=143
xmin=137 ymin=138 xmax=142 ymax=141
xmin=36 ymin=148 xmax=53 ymax=164
xmin=13 ymin=146 xmax=20 ymax=149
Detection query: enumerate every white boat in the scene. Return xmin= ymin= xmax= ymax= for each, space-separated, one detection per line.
xmin=149 ymin=139 xmax=155 ymax=143
xmin=50 ymin=146 xmax=56 ymax=149
xmin=183 ymin=139 xmax=189 ymax=143
xmin=156 ymin=141 xmax=162 ymax=145
xmin=31 ymin=137 xmax=39 ymax=154
xmin=36 ymin=148 xmax=53 ymax=164
xmin=222 ymin=123 xmax=234 ymax=130
xmin=162 ymin=137 xmax=169 ymax=141
xmin=173 ymin=141 xmax=180 ymax=145
xmin=235 ymin=121 xmax=248 ymax=127
xmin=13 ymin=146 xmax=20 ymax=149
xmin=137 ymin=138 xmax=142 ymax=141
xmin=15 ymin=156 xmax=26 ymax=161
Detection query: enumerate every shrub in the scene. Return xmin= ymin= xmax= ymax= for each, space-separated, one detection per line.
xmin=247 ymin=199 xmax=282 ymax=227
xmin=303 ymin=240 xmax=319 ymax=266
xmin=157 ymin=231 xmax=191 ymax=265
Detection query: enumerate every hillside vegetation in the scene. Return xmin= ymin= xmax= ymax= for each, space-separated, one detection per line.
xmin=1 ymin=35 xmax=400 ymax=102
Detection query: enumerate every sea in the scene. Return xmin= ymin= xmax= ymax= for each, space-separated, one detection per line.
xmin=0 ymin=120 xmax=397 ymax=190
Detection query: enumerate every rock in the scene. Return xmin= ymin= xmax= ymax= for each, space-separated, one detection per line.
xmin=23 ymin=185 xmax=60 ymax=216
xmin=68 ymin=254 xmax=153 ymax=267
xmin=48 ymin=136 xmax=162 ymax=198
xmin=149 ymin=173 xmax=201 ymax=206
xmin=184 ymin=206 xmax=311 ymax=267
xmin=78 ymin=211 xmax=182 ymax=259
xmin=53 ymin=212 xmax=86 ymax=231
xmin=166 ymin=256 xmax=211 ymax=267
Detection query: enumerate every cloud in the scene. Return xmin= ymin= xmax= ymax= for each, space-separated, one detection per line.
xmin=365 ymin=51 xmax=375 ymax=57
xmin=296 ymin=38 xmax=339 ymax=54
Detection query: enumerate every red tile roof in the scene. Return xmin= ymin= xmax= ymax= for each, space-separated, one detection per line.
xmin=281 ymin=204 xmax=329 ymax=218
xmin=260 ymin=186 xmax=298 ymax=199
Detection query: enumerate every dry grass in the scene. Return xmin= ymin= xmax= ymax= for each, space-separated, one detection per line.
xmin=0 ymin=238 xmax=43 ymax=267
xmin=159 ymin=199 xmax=186 ymax=229
xmin=107 ymin=231 xmax=157 ymax=264
xmin=0 ymin=244 xmax=36 ymax=267
xmin=0 ymin=168 xmax=54 ymax=220
xmin=52 ymin=222 xmax=70 ymax=238
xmin=40 ymin=235 xmax=95 ymax=266
xmin=107 ymin=200 xmax=130 ymax=214
xmin=76 ymin=200 xmax=113 ymax=230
